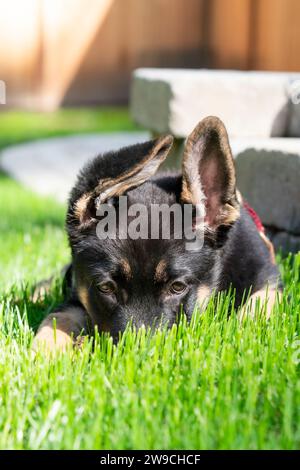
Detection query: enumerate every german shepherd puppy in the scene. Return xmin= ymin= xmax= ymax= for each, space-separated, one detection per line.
xmin=34 ymin=116 xmax=281 ymax=350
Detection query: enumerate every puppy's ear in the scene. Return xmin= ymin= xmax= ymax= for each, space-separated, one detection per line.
xmin=181 ymin=116 xmax=239 ymax=229
xmin=74 ymin=135 xmax=173 ymax=227
xmin=94 ymin=135 xmax=173 ymax=204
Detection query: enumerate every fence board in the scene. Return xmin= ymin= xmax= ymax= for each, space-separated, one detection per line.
xmin=0 ymin=0 xmax=300 ymax=109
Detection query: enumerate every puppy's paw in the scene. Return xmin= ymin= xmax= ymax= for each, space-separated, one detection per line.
xmin=32 ymin=325 xmax=73 ymax=354
xmin=33 ymin=306 xmax=90 ymax=354
xmin=238 ymin=287 xmax=282 ymax=321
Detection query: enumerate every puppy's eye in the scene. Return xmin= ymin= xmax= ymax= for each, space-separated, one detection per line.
xmin=169 ymin=281 xmax=187 ymax=295
xmin=97 ymin=281 xmax=116 ymax=295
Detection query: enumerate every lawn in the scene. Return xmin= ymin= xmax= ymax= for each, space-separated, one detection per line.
xmin=0 ymin=109 xmax=299 ymax=450
xmin=0 ymin=108 xmax=139 ymax=150
xmin=0 ymin=174 xmax=299 ymax=450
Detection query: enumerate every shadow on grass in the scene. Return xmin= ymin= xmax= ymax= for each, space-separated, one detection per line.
xmin=3 ymin=277 xmax=66 ymax=333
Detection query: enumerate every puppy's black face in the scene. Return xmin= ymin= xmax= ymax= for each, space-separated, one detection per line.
xmin=72 ymin=182 xmax=218 ymax=339
xmin=67 ymin=117 xmax=240 ymax=339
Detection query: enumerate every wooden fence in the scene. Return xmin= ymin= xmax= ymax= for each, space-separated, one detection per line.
xmin=0 ymin=0 xmax=300 ymax=109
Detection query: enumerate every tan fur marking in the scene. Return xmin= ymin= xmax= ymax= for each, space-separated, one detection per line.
xmin=120 ymin=258 xmax=132 ymax=279
xmin=239 ymin=287 xmax=282 ymax=320
xmin=259 ymin=231 xmax=276 ymax=264
xmin=236 ymin=189 xmax=243 ymax=205
xmin=197 ymin=285 xmax=211 ymax=308
xmin=78 ymin=286 xmax=90 ymax=312
xmin=181 ymin=178 xmax=196 ymax=205
xmin=219 ymin=202 xmax=240 ymax=226
xmin=33 ymin=307 xmax=88 ymax=352
xmin=74 ymin=192 xmax=92 ymax=223
xmin=154 ymin=259 xmax=168 ymax=282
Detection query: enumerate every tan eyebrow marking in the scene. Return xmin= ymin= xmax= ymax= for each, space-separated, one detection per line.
xmin=154 ymin=259 xmax=168 ymax=282
xmin=120 ymin=258 xmax=132 ymax=280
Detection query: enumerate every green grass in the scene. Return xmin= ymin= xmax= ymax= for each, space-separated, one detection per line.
xmin=0 ymin=173 xmax=69 ymax=290
xmin=0 ymin=108 xmax=139 ymax=150
xmin=0 ymin=174 xmax=299 ymax=450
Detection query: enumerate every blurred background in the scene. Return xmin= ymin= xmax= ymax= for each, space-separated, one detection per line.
xmin=1 ymin=0 xmax=300 ymax=263
xmin=1 ymin=0 xmax=300 ymax=286
xmin=1 ymin=0 xmax=300 ymax=110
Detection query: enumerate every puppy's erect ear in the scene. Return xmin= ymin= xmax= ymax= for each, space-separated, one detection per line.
xmin=74 ymin=135 xmax=173 ymax=226
xmin=181 ymin=116 xmax=239 ymax=229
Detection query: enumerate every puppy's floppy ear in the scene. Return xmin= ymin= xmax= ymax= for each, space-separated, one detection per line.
xmin=94 ymin=135 xmax=173 ymax=204
xmin=75 ymin=135 xmax=173 ymax=227
xmin=181 ymin=116 xmax=239 ymax=229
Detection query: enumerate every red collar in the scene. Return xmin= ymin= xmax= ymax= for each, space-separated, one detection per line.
xmin=243 ymin=201 xmax=264 ymax=233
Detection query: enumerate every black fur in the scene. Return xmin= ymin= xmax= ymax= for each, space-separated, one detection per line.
xmin=58 ymin=128 xmax=281 ymax=341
